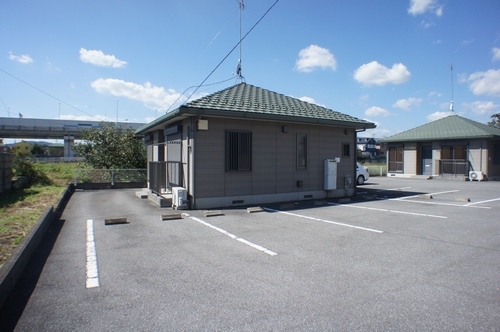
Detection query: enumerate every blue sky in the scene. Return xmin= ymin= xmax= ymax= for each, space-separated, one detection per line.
xmin=1 ymin=0 xmax=500 ymax=139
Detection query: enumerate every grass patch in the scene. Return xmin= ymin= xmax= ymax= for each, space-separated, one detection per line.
xmin=0 ymin=162 xmax=79 ymax=268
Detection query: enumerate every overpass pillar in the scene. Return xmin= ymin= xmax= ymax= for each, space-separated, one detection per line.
xmin=64 ymin=135 xmax=74 ymax=158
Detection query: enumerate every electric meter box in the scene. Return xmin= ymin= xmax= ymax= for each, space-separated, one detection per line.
xmin=324 ymin=159 xmax=339 ymax=190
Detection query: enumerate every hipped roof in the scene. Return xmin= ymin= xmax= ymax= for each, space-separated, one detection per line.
xmin=136 ymin=83 xmax=375 ymax=135
xmin=381 ymin=114 xmax=500 ymax=143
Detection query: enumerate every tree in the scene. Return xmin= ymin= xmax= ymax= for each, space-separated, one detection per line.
xmin=73 ymin=122 xmax=147 ymax=169
xmin=30 ymin=143 xmax=46 ymax=156
xmin=488 ymin=113 xmax=500 ymax=128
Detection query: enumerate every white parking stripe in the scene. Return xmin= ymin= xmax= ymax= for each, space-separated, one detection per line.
xmin=263 ymin=208 xmax=384 ymax=233
xmin=389 ymin=198 xmax=491 ymax=209
xmin=190 ymin=217 xmax=278 ymax=256
xmin=465 ymin=197 xmax=500 ymax=206
xmin=394 ymin=189 xmax=460 ymax=200
xmin=328 ymin=202 xmax=448 ymax=219
xmin=86 ymin=219 xmax=100 ymax=288
xmin=376 ymin=187 xmax=412 ymax=192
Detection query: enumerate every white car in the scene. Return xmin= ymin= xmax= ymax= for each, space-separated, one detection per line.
xmin=356 ymin=162 xmax=369 ymax=185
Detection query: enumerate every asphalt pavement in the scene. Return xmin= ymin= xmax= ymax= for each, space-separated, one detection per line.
xmin=1 ymin=177 xmax=499 ymax=330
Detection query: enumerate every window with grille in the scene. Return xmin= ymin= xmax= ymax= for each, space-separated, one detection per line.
xmin=226 ymin=131 xmax=252 ymax=171
xmin=342 ymin=143 xmax=350 ymax=158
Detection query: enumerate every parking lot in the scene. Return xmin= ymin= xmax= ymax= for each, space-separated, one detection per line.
xmin=2 ymin=177 xmax=499 ymax=330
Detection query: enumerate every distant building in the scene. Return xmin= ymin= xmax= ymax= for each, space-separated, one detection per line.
xmin=357 ymin=137 xmax=378 ymax=157
xmin=380 ymin=114 xmax=500 ymax=180
xmin=12 ymin=141 xmax=32 ymax=157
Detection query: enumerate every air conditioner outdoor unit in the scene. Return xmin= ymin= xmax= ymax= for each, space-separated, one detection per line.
xmin=172 ymin=187 xmax=188 ymax=210
xmin=469 ymin=171 xmax=484 ymax=181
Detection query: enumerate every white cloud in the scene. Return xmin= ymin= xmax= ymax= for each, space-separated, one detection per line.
xmin=8 ymin=52 xmax=33 ymax=64
xmin=79 ymin=48 xmax=127 ymax=68
xmin=354 ymin=61 xmax=411 ymax=86
xmin=408 ymin=0 xmax=443 ymax=16
xmin=462 ymin=101 xmax=499 ymax=115
xmin=462 ymin=39 xmax=474 ymax=47
xmin=297 ymin=96 xmax=325 ymax=107
xmin=427 ymin=111 xmax=454 ymax=122
xmin=429 ymin=91 xmax=442 ymax=98
xmin=392 ymin=97 xmax=422 ymax=111
xmin=91 ymin=78 xmax=184 ymax=110
xmin=421 ymin=20 xmax=435 ymax=28
xmin=294 ymin=45 xmax=337 ymax=73
xmin=492 ymin=47 xmax=500 ymax=62
xmin=365 ymin=106 xmax=390 ymax=117
xmin=467 ymin=69 xmax=500 ymax=97
xmin=60 ymin=114 xmax=106 ymax=121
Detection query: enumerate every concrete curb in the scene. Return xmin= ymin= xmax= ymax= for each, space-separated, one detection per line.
xmin=0 ymin=184 xmax=74 ymax=311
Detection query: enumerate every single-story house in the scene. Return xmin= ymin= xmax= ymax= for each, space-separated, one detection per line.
xmin=381 ymin=114 xmax=500 ymax=180
xmin=135 ymin=83 xmax=376 ymax=209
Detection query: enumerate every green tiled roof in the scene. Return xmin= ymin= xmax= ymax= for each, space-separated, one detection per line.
xmin=136 ymin=83 xmax=375 ymax=135
xmin=381 ymin=114 xmax=500 ymax=143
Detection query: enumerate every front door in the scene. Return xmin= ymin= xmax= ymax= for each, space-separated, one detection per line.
xmin=422 ymin=145 xmax=432 ymax=175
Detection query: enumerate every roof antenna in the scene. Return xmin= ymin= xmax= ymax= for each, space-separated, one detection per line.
xmin=449 ymin=63 xmax=454 ymax=112
xmin=236 ymin=0 xmax=246 ymax=83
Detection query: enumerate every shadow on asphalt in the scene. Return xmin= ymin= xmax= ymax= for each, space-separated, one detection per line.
xmin=220 ymin=185 xmax=427 ymax=213
xmin=0 ymin=218 xmax=66 ymax=332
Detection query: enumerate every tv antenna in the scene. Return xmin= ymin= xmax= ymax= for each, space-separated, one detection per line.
xmin=236 ymin=0 xmax=245 ymax=83
xmin=449 ymin=64 xmax=454 ymax=112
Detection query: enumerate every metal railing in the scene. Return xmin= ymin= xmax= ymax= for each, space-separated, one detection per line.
xmin=73 ymin=169 xmax=146 ymax=185
xmin=439 ymin=159 xmax=470 ymax=176
xmin=148 ymin=161 xmax=185 ymax=194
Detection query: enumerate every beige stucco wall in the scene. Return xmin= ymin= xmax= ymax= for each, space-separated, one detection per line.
xmin=193 ymin=117 xmax=355 ymax=208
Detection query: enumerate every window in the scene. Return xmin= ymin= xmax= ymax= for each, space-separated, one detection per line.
xmin=226 ymin=131 xmax=252 ymax=171
xmin=342 ymin=143 xmax=350 ymax=158
xmin=388 ymin=146 xmax=403 ymax=172
xmin=297 ymin=134 xmax=307 ymax=170
xmin=493 ymin=144 xmax=500 ymax=165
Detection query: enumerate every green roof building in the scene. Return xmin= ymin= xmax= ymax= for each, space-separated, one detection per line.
xmin=136 ymin=83 xmax=376 ymax=209
xmin=381 ymin=114 xmax=500 ymax=180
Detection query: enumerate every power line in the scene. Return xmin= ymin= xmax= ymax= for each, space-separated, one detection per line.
xmin=0 ymin=68 xmax=101 ymax=120
xmin=162 ymin=76 xmax=235 ymax=114
xmin=184 ymin=0 xmax=279 ymax=104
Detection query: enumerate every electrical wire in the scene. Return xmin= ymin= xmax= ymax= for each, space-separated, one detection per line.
xmin=161 ymin=76 xmax=235 ymax=114
xmin=183 ymin=0 xmax=279 ymax=105
xmin=0 ymin=68 xmax=101 ymax=120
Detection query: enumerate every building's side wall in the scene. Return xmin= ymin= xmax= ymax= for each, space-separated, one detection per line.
xmin=193 ymin=117 xmax=354 ymax=208
xmin=486 ymin=139 xmax=500 ymax=180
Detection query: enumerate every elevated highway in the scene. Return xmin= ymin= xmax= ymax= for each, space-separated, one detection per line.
xmin=0 ymin=117 xmax=145 ymax=157
xmin=0 ymin=117 xmax=144 ymax=139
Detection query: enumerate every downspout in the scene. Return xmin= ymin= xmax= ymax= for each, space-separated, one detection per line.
xmin=189 ymin=116 xmax=196 ymax=209
xmin=354 ymin=127 xmax=366 ymax=195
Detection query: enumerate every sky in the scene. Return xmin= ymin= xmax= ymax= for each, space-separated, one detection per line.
xmin=1 ymin=0 xmax=500 ymax=141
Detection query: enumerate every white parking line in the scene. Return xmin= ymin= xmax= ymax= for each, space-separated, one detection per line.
xmin=394 ymin=189 xmax=459 ymax=200
xmin=389 ymin=198 xmax=491 ymax=209
xmin=328 ymin=202 xmax=447 ymax=219
xmin=86 ymin=219 xmax=100 ymax=288
xmin=263 ymin=208 xmax=384 ymax=233
xmin=190 ymin=217 xmax=278 ymax=256
xmin=465 ymin=197 xmax=500 ymax=206
xmin=376 ymin=187 xmax=412 ymax=192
